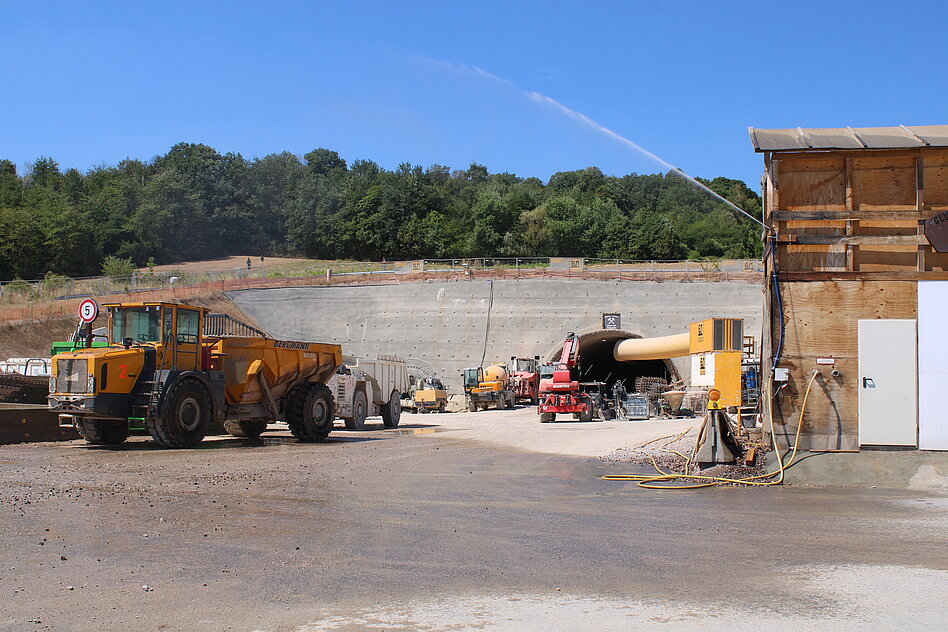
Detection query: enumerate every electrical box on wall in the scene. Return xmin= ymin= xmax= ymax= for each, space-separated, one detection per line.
xmin=690 ymin=351 xmax=742 ymax=407
xmin=773 ymin=367 xmax=790 ymax=382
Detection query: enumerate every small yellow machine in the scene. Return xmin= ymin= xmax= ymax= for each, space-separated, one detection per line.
xmin=412 ymin=376 xmax=448 ymax=413
xmin=49 ymin=302 xmax=341 ymax=448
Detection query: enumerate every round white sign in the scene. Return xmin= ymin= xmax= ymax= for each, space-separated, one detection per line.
xmin=78 ymin=299 xmax=99 ymax=323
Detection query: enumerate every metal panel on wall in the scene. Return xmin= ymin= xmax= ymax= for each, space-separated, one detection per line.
xmin=858 ymin=319 xmax=918 ymax=447
xmin=919 ymin=281 xmax=948 ymax=450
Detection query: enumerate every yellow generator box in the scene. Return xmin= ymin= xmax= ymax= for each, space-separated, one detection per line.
xmin=689 ymin=318 xmax=744 ymax=354
xmin=690 ymin=351 xmax=742 ymax=408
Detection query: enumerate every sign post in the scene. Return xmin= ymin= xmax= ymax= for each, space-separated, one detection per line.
xmin=78 ymin=299 xmax=99 ymax=349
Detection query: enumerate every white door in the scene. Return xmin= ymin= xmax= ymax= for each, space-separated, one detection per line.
xmin=858 ymin=319 xmax=917 ymax=447
xmin=919 ymin=282 xmax=948 ymax=450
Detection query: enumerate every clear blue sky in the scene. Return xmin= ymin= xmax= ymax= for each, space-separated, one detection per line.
xmin=2 ymin=1 xmax=946 ymax=191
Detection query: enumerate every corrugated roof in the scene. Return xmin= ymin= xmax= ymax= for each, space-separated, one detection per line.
xmin=748 ymin=125 xmax=948 ymax=152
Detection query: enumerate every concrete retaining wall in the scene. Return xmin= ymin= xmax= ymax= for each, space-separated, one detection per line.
xmin=228 ymin=278 xmax=762 ymax=392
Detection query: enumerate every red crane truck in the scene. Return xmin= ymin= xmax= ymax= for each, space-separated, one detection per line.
xmin=538 ymin=333 xmax=594 ymax=423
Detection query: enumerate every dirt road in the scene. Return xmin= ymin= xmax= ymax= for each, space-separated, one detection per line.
xmin=0 ymin=413 xmax=945 ymax=631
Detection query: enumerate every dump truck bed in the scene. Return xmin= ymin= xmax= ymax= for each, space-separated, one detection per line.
xmin=208 ymin=337 xmax=342 ymax=405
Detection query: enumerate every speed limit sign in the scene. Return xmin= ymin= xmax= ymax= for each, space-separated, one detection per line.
xmin=78 ymin=299 xmax=99 ymax=323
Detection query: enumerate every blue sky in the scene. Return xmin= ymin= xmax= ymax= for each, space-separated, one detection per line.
xmin=2 ymin=1 xmax=946 ymax=190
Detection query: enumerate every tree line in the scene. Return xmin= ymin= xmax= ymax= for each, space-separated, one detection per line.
xmin=0 ymin=143 xmax=762 ymax=281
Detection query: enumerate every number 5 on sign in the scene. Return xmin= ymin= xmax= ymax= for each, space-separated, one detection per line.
xmin=78 ymin=299 xmax=99 ymax=323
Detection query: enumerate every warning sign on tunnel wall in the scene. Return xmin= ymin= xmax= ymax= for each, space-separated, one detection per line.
xmin=602 ymin=313 xmax=621 ymax=330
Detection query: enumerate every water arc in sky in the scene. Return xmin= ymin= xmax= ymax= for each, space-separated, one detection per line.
xmin=422 ymin=57 xmax=765 ymax=228
xmin=521 ymin=90 xmax=765 ymax=228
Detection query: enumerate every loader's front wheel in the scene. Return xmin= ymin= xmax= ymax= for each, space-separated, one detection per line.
xmin=539 ymin=412 xmax=555 ymax=423
xmin=224 ymin=419 xmax=267 ymax=438
xmin=381 ymin=390 xmax=402 ymax=428
xmin=148 ymin=379 xmax=211 ymax=448
xmin=78 ymin=419 xmax=130 ymax=445
xmin=287 ymin=383 xmax=334 ymax=441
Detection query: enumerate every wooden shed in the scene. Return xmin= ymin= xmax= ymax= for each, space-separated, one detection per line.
xmin=750 ymin=125 xmax=948 ymax=452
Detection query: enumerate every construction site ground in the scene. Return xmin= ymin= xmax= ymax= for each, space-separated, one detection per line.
xmin=1 ymin=408 xmax=946 ymax=631
xmin=408 ymin=406 xmax=702 ymax=458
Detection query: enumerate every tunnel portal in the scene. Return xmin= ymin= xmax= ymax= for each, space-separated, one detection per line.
xmin=545 ymin=330 xmax=680 ymax=395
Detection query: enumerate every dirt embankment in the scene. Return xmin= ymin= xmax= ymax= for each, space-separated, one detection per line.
xmin=0 ymin=292 xmax=259 ymax=359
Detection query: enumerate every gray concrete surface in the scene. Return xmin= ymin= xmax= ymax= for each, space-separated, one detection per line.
xmin=767 ymin=448 xmax=948 ymax=490
xmin=408 ymin=405 xmax=701 ymax=457
xmin=227 ymin=278 xmax=762 ymax=391
xmin=0 ymin=423 xmax=944 ymax=631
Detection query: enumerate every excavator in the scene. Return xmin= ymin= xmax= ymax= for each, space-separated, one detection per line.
xmin=538 ymin=332 xmax=594 ymax=422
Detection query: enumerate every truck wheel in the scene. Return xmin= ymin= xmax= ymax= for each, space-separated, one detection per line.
xmin=224 ymin=420 xmax=267 ymax=438
xmin=505 ymin=394 xmax=515 ymax=409
xmin=381 ymin=390 xmax=401 ymax=428
xmin=578 ymin=408 xmax=594 ymax=422
xmin=344 ymin=389 xmax=368 ymax=430
xmin=539 ymin=412 xmax=555 ymax=423
xmin=77 ymin=419 xmax=130 ymax=445
xmin=148 ymin=379 xmax=211 ymax=448
xmin=467 ymin=400 xmax=477 ymax=412
xmin=287 ymin=383 xmax=335 ymax=441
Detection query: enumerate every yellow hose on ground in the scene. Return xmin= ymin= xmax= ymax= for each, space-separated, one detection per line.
xmin=602 ymin=370 xmax=819 ymax=489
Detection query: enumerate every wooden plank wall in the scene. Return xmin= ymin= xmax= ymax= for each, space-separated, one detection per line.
xmin=770 ymin=149 xmax=948 ymax=275
xmin=763 ymin=147 xmax=947 ymax=450
xmin=768 ymin=280 xmax=917 ymax=450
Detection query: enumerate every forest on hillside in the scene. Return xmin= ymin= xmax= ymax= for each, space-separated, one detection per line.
xmin=0 ymin=143 xmax=762 ymax=281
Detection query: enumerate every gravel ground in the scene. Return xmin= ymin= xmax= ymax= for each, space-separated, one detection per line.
xmin=600 ymin=425 xmax=769 ymax=483
xmin=1 ymin=420 xmax=946 ymax=630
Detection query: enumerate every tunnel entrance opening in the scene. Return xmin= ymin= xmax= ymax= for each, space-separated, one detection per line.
xmin=544 ymin=330 xmax=680 ymax=396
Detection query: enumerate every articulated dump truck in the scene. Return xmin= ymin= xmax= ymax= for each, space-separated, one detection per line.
xmin=48 ymin=302 xmax=342 ymax=448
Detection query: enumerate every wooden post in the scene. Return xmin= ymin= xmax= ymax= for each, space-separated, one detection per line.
xmin=845 ymin=157 xmax=856 ymax=271
xmin=917 ymin=154 xmax=928 ymax=272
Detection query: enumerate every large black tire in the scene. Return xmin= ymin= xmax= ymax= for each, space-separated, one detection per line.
xmin=343 ymin=389 xmax=368 ymax=430
xmin=578 ymin=408 xmax=594 ymax=422
xmin=505 ymin=394 xmax=515 ymax=409
xmin=148 ymin=379 xmax=211 ymax=448
xmin=467 ymin=399 xmax=477 ymax=412
xmin=539 ymin=412 xmax=555 ymax=423
xmin=286 ymin=383 xmax=334 ymax=441
xmin=224 ymin=419 xmax=267 ymax=438
xmin=381 ymin=390 xmax=401 ymax=428
xmin=77 ymin=419 xmax=130 ymax=445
